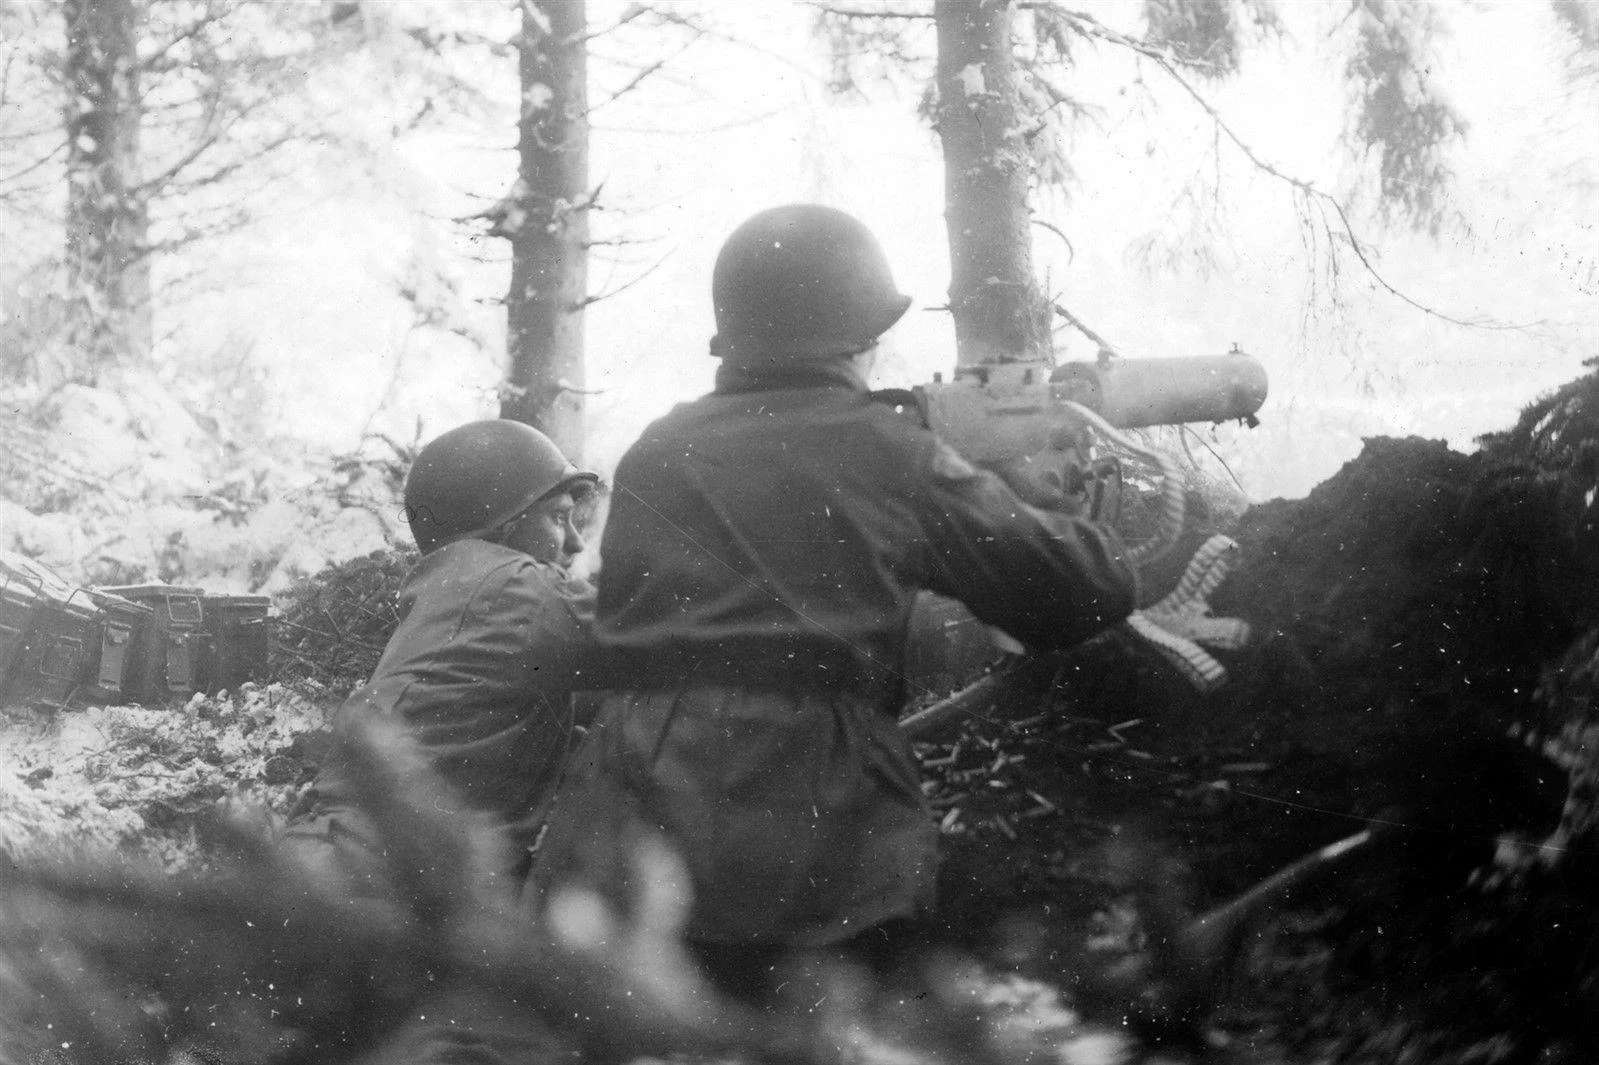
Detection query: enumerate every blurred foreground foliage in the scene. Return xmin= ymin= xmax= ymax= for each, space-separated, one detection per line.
xmin=10 ymin=372 xmax=1599 ymax=1064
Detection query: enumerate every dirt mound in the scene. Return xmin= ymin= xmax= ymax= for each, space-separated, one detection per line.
xmin=928 ymin=377 xmax=1599 ymax=1058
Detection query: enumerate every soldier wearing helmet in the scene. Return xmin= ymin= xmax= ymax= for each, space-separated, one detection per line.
xmin=290 ymin=419 xmax=602 ymax=897
xmin=401 ymin=418 xmax=595 ymax=561
xmin=283 ymin=424 xmax=604 ymax=1065
xmin=531 ymin=205 xmax=1137 ymax=994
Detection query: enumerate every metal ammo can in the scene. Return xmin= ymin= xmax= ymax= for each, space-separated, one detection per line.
xmin=0 ymin=571 xmax=40 ymax=700
xmin=84 ymin=589 xmax=156 ymax=704
xmin=201 ymin=594 xmax=271 ymax=694
xmin=0 ymin=554 xmax=99 ymax=709
xmin=99 ymin=584 xmax=208 ymax=702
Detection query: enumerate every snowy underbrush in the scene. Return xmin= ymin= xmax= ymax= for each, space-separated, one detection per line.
xmin=1 ymin=372 xmax=415 ymax=594
xmin=0 ymin=683 xmax=333 ymax=871
xmin=271 ymin=546 xmax=416 ymax=696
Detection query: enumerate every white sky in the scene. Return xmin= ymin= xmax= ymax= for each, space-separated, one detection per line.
xmin=164 ymin=0 xmax=1599 ymax=501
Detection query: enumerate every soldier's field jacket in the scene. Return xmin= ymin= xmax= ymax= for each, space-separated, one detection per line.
xmin=296 ymin=538 xmax=598 ymax=883
xmin=532 ymin=360 xmax=1137 ymax=947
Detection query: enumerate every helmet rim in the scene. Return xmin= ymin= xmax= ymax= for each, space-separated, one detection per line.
xmin=709 ymin=204 xmax=911 ymax=365
xmin=403 ymin=420 xmax=598 ymax=554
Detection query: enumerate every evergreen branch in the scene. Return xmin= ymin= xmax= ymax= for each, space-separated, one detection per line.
xmin=1143 ymin=52 xmax=1537 ymax=332
xmin=136 ymin=0 xmax=245 ymax=75
xmin=0 ymin=429 xmax=129 ymax=498
xmin=142 ymin=201 xmax=253 ymax=256
xmin=1024 ymin=70 xmax=1099 ymax=129
xmin=593 ymin=105 xmax=789 ymax=136
xmin=0 ymin=121 xmax=70 ymax=144
xmin=584 ymin=236 xmax=666 ymax=248
xmin=571 ymin=2 xmax=654 ymax=44
xmin=647 ymin=8 xmax=828 ymax=86
xmin=584 ymin=33 xmax=704 ymax=117
xmin=1181 ymin=425 xmax=1251 ymax=498
xmin=0 ymin=140 xmax=64 ymax=188
xmin=133 ymin=92 xmax=232 ymax=199
xmin=0 ymin=181 xmax=56 ymax=206
xmin=1030 ymin=0 xmax=1537 ymax=333
xmin=1027 ymin=3 xmax=1222 ymax=73
xmin=575 ymin=249 xmax=673 ymax=309
xmin=1052 ymin=302 xmax=1120 ymax=355
xmin=402 ymin=24 xmax=515 ymax=58
xmin=160 ymin=124 xmax=299 ymax=197
xmin=810 ymin=3 xmax=934 ymax=18
xmin=0 ymin=720 xmax=815 ymax=1065
xmin=270 ymin=618 xmax=387 ymax=655
xmin=1032 ymin=217 xmax=1075 ymax=262
xmin=0 ymin=34 xmax=24 ymax=112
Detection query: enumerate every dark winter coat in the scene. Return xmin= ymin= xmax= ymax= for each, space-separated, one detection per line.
xmin=532 ymin=359 xmax=1137 ymax=947
xmin=292 ymin=537 xmax=599 ymax=887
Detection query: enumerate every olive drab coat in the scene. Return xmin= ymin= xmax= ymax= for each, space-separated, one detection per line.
xmin=532 ymin=360 xmax=1138 ymax=948
xmin=292 ymin=538 xmax=599 ymax=889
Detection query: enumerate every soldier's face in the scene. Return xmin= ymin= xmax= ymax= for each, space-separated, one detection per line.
xmin=500 ymin=491 xmax=586 ymax=566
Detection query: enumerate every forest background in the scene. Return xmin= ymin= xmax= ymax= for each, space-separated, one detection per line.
xmin=3 ymin=0 xmax=1597 ymax=592
xmin=5 ymin=5 xmax=1599 ymax=1057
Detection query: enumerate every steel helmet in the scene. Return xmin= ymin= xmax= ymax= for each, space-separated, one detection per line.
xmin=403 ymin=420 xmax=598 ymax=554
xmin=709 ymin=204 xmax=912 ymax=364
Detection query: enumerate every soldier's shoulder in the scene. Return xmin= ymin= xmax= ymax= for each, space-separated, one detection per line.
xmin=867 ymin=387 xmax=929 ymax=429
xmin=415 ymin=539 xmax=535 ymax=600
xmin=615 ymin=401 xmax=706 ymax=459
xmin=854 ymin=393 xmax=936 ymax=460
xmin=511 ymin=557 xmax=594 ymax=598
xmin=424 ymin=537 xmax=523 ymax=570
xmin=857 ymin=398 xmax=982 ymax=486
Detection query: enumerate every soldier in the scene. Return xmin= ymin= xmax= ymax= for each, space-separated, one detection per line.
xmin=532 ymin=204 xmax=1139 ymax=997
xmin=280 ymin=420 xmax=606 ymax=1065
xmin=290 ymin=418 xmax=601 ymax=896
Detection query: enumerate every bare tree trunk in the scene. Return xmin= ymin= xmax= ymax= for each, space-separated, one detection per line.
xmin=934 ymin=0 xmax=1048 ymax=369
xmin=63 ymin=0 xmax=150 ymax=375
xmin=500 ymin=0 xmax=589 ymax=462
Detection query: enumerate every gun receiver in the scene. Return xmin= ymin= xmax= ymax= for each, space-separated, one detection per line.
xmin=913 ymin=352 xmax=1267 ymax=565
xmin=916 ymin=351 xmax=1269 ymax=463
xmin=901 ymin=354 xmax=1267 ymax=748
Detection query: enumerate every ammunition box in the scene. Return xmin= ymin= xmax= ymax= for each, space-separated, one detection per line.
xmin=84 ymin=590 xmax=156 ymax=703
xmin=201 ymin=594 xmax=271 ymax=694
xmin=9 ymin=589 xmax=99 ymax=708
xmin=100 ymin=584 xmax=208 ymax=702
xmin=0 ymin=575 xmax=38 ymax=696
xmin=0 ymin=554 xmax=101 ymax=708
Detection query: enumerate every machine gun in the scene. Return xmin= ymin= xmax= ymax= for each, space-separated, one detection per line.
xmin=887 ymin=348 xmax=1267 ymax=566
xmin=897 ymin=349 xmax=1269 ymax=728
xmin=892 ymin=351 xmax=1403 ymax=1042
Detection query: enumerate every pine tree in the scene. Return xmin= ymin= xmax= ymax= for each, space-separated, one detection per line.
xmin=815 ymin=0 xmax=1477 ymax=368
xmin=62 ymin=0 xmax=147 ymax=372
xmin=497 ymin=0 xmax=591 ymax=459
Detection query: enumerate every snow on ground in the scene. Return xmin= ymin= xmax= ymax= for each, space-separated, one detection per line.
xmin=0 ymin=682 xmax=332 ymax=869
